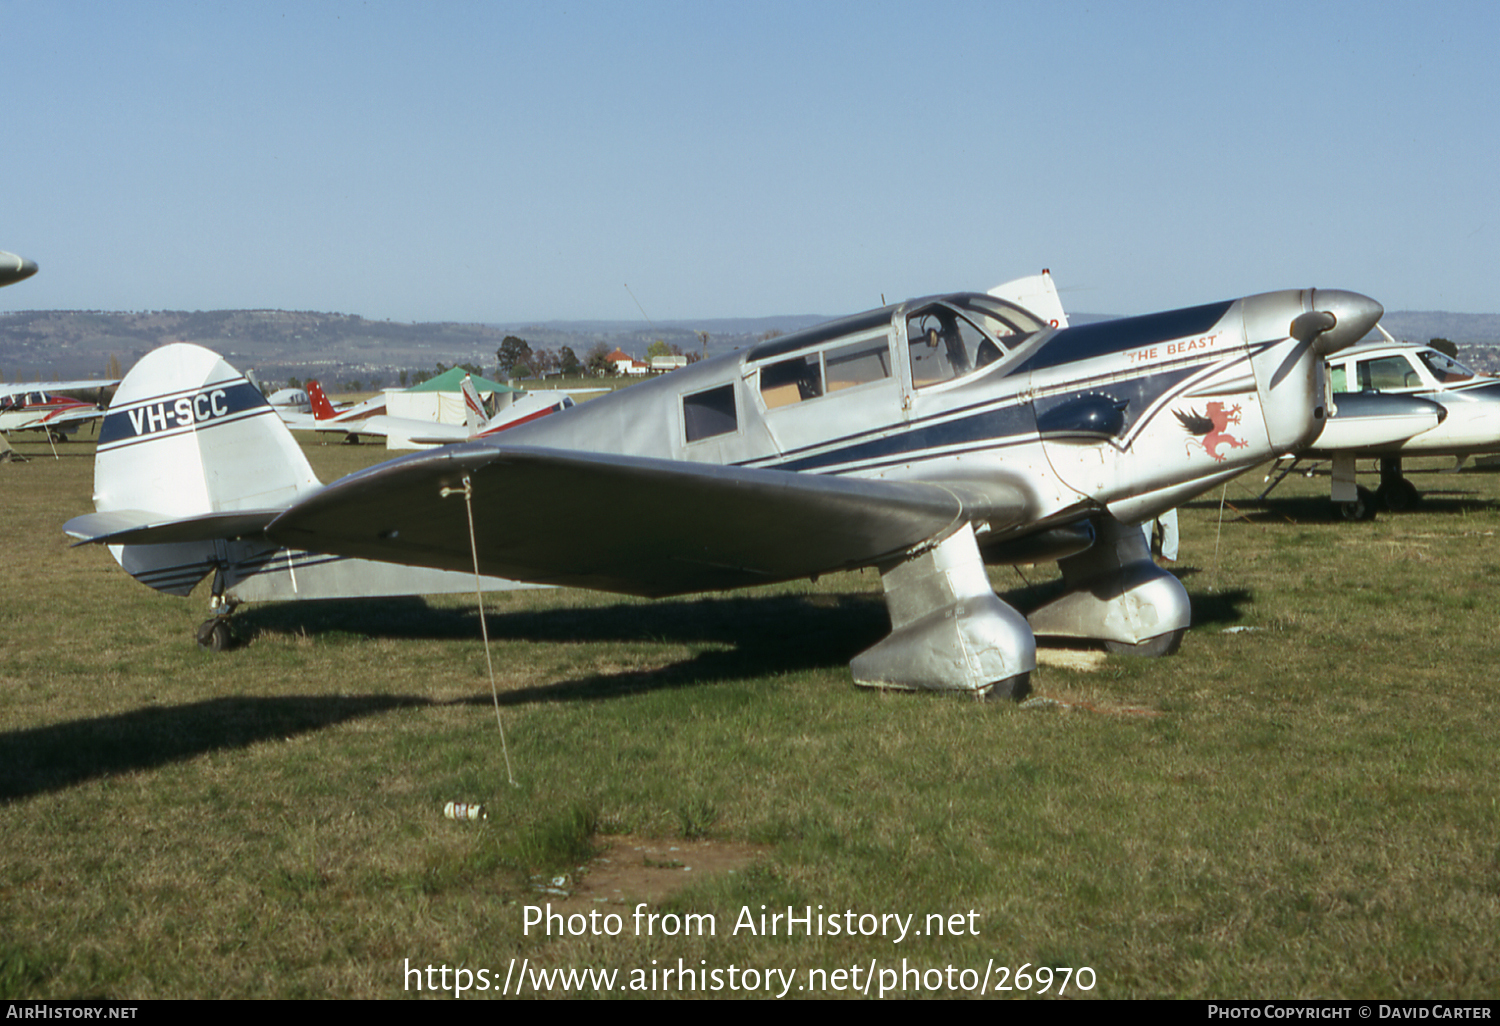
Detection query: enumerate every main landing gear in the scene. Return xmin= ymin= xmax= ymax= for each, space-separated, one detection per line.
xmin=1335 ymin=457 xmax=1419 ymax=521
xmin=1375 ymin=457 xmax=1421 ymax=511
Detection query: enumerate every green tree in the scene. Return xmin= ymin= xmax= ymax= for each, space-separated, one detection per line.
xmin=497 ymin=336 xmax=533 ymax=377
xmin=558 ymin=346 xmax=581 ymax=377
xmin=586 ymin=342 xmax=615 ymax=377
xmin=1430 ymin=338 xmax=1459 ymax=360
xmin=531 ymin=348 xmax=558 ymax=377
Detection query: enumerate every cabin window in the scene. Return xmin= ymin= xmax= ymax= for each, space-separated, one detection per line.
xmin=683 ymin=384 xmax=738 ymax=442
xmin=759 ymin=354 xmax=823 ymax=408
xmin=825 ymin=337 xmax=891 ymax=392
xmin=1418 ymin=350 xmax=1475 ymax=384
xmin=947 ymin=293 xmax=1043 ymax=344
xmin=1357 ymin=356 xmax=1420 ymax=391
xmin=907 ymin=306 xmax=1001 ymax=388
xmin=1330 ymin=365 xmax=1348 ymax=393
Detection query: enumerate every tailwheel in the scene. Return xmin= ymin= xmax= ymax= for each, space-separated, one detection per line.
xmin=1104 ymin=627 xmax=1186 ymax=658
xmin=196 ymin=618 xmax=235 ymax=652
xmin=1337 ymin=485 xmax=1378 ymax=522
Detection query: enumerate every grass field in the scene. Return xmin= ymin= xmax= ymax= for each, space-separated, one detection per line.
xmin=2 ymin=431 xmax=1498 ymax=999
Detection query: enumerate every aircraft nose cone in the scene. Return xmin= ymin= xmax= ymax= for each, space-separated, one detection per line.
xmin=0 ymin=251 xmax=39 ymax=287
xmin=1310 ymin=290 xmax=1383 ymax=356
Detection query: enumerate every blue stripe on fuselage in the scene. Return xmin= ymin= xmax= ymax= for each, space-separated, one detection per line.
xmin=766 ymin=363 xmax=1205 ymax=473
xmin=1015 ymin=301 xmax=1234 ymax=373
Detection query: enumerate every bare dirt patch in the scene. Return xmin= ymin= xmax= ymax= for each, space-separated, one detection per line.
xmin=534 ymin=834 xmax=771 ymax=908
xmin=1035 ymin=646 xmax=1108 ymax=671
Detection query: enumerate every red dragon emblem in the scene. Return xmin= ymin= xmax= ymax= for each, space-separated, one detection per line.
xmin=1174 ymin=402 xmax=1248 ymax=462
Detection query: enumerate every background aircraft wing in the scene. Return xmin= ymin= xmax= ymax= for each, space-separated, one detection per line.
xmin=32 ymin=406 xmax=105 ymax=428
xmin=267 ymin=444 xmax=1026 ymax=597
xmin=0 ymin=379 xmax=119 ymax=399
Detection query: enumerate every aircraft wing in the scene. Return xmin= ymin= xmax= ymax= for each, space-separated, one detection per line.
xmin=31 ymin=405 xmax=104 ymax=428
xmin=266 ymin=444 xmax=1025 ymax=597
xmin=0 ymin=380 xmax=119 ymax=400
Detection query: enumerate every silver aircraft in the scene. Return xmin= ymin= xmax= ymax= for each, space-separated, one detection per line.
xmin=66 ymin=285 xmax=1381 ymax=696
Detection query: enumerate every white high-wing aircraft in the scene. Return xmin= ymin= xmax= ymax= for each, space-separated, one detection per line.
xmin=65 ymin=283 xmax=1382 ymax=696
xmin=1261 ymin=327 xmax=1500 ymax=520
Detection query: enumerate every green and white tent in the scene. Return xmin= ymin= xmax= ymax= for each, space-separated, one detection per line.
xmin=386 ymin=369 xmax=524 ymax=427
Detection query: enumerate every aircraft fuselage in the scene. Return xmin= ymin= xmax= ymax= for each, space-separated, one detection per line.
xmin=493 ymin=288 xmax=1377 ymax=551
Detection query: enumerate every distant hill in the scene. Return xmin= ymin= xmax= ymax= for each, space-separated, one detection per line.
xmin=2 ymin=306 xmax=1496 ymax=387
xmin=0 ymin=309 xmax=830 ymax=386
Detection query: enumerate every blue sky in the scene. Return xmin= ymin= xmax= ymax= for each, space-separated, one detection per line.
xmin=4 ymin=1 xmax=1496 ymax=322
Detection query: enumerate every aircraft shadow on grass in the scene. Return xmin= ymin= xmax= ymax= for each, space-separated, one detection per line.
xmin=0 ymin=694 xmax=429 ymax=803
xmin=248 ymin=589 xmax=895 ymax=645
xmin=3 ymin=583 xmax=1254 ymax=803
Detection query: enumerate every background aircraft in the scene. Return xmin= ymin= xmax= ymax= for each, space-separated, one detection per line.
xmin=302 ymin=376 xmax=579 ymax=447
xmin=403 ymin=375 xmax=575 ymax=445
xmin=66 ymin=284 xmax=1381 ymax=696
xmin=0 ymin=386 xmax=112 ymax=440
xmin=0 ymin=250 xmax=39 ymax=288
xmin=301 ymin=379 xmax=390 ymax=440
xmin=0 ymin=249 xmax=121 ymax=455
xmin=1261 ymin=327 xmax=1500 ymax=519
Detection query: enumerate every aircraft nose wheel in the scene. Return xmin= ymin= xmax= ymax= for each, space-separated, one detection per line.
xmin=196 ymin=618 xmax=235 ymax=652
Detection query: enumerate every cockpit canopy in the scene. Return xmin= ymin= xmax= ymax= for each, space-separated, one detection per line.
xmin=904 ymin=293 xmax=1046 ymax=389
xmin=747 ymin=292 xmax=1047 ymax=415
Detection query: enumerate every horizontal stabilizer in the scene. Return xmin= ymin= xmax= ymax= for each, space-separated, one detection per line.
xmin=65 ymin=508 xmax=284 ymax=547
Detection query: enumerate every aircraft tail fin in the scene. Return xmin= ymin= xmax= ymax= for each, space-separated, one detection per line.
xmin=461 ymin=375 xmax=486 ymax=435
xmin=989 ymin=269 xmax=1069 ymax=330
xmin=306 ymin=379 xmax=340 ymax=421
xmin=85 ymin=343 xmax=321 ymax=595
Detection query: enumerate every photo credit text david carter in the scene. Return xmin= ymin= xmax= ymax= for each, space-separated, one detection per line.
xmin=400 ymin=902 xmax=1098 ymax=997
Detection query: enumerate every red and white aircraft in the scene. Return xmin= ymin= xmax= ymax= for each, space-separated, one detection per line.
xmin=299 ymin=376 xmax=574 ymax=446
xmin=0 ymin=385 xmax=114 ymax=440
